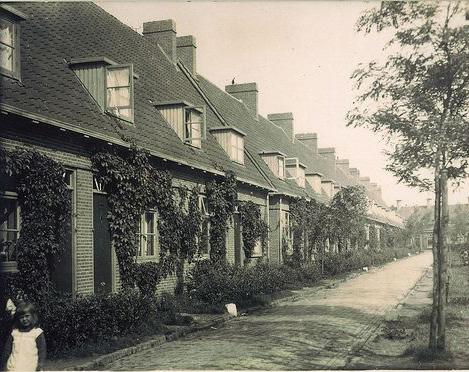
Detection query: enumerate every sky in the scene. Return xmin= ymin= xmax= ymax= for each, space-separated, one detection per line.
xmin=97 ymin=1 xmax=469 ymax=207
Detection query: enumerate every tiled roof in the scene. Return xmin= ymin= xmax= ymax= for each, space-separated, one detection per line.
xmin=0 ymin=2 xmax=272 ymax=190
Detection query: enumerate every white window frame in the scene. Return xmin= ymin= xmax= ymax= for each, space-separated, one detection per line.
xmin=0 ymin=12 xmax=21 ymax=80
xmin=0 ymin=193 xmax=21 ymax=259
xmin=198 ymin=195 xmax=210 ymax=257
xmin=230 ymin=132 xmax=244 ymax=164
xmin=277 ymin=156 xmax=285 ymax=179
xmin=105 ymin=64 xmax=134 ymax=123
xmin=139 ymin=210 xmax=159 ymax=259
xmin=183 ymin=106 xmax=205 ymax=148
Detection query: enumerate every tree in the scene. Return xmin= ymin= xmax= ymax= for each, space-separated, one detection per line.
xmin=349 ymin=2 xmax=469 ymax=351
xmin=329 ymin=185 xmax=369 ymax=251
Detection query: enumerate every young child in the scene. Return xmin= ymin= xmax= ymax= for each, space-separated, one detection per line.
xmin=1 ymin=302 xmax=46 ymax=371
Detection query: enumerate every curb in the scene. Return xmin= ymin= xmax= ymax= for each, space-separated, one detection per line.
xmin=70 ymin=313 xmax=233 ymax=370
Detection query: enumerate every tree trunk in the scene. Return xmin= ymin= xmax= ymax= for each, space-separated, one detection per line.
xmin=429 ymin=166 xmax=441 ymax=351
xmin=437 ymin=169 xmax=449 ymax=350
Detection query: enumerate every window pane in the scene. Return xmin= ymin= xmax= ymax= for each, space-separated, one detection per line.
xmin=145 ymin=212 xmax=154 ymax=233
xmin=0 ymin=198 xmax=17 ymax=230
xmin=107 ymin=87 xmax=130 ymax=107
xmin=106 ymin=68 xmax=130 ymax=88
xmin=0 ymin=20 xmax=13 ymax=46
xmin=146 ymin=236 xmax=154 ymax=256
xmin=0 ymin=43 xmax=13 ymax=72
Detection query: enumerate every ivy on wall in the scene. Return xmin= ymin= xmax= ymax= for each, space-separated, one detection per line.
xmin=369 ymin=224 xmax=379 ymax=250
xmin=206 ymin=171 xmax=237 ymax=263
xmin=238 ymin=201 xmax=268 ymax=260
xmin=91 ymin=145 xmax=203 ymax=293
xmin=2 ymin=148 xmax=71 ymax=299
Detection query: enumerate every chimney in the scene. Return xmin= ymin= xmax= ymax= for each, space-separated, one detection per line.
xmin=359 ymin=176 xmax=371 ymax=191
xmin=176 ymin=35 xmax=196 ymax=75
xmin=336 ymin=159 xmax=349 ymax=173
xmin=143 ymin=19 xmax=177 ymax=63
xmin=349 ymin=168 xmax=360 ymax=183
xmin=268 ymin=113 xmax=294 ymax=142
xmin=296 ymin=133 xmax=318 ymax=153
xmin=396 ymin=200 xmax=402 ymax=209
xmin=318 ymin=147 xmax=336 ymax=169
xmin=225 ymin=83 xmax=258 ymax=118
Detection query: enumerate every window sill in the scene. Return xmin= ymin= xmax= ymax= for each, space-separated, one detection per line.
xmin=0 ymin=70 xmax=21 ymax=83
xmin=136 ymin=256 xmax=159 ymax=263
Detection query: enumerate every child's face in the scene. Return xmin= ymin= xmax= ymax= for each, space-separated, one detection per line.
xmin=18 ymin=312 xmax=33 ymax=329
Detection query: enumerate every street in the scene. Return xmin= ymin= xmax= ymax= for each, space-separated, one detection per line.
xmin=103 ymin=251 xmax=432 ymax=370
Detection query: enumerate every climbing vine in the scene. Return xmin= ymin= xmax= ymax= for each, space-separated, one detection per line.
xmin=91 ymin=145 xmax=203 ymax=293
xmin=206 ymin=171 xmax=237 ymax=263
xmin=2 ymin=148 xmax=71 ymax=299
xmin=92 ymin=146 xmax=170 ymax=289
xmin=368 ymin=224 xmax=379 ymax=250
xmin=238 ymin=201 xmax=268 ymax=260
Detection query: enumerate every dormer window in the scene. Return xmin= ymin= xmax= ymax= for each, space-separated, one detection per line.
xmin=210 ymin=126 xmax=246 ymax=164
xmin=156 ymin=101 xmax=206 ymax=149
xmin=106 ymin=65 xmax=134 ymax=122
xmin=0 ymin=5 xmax=27 ymax=80
xmin=184 ymin=107 xmax=204 ymax=148
xmin=278 ymin=156 xmax=285 ymax=179
xmin=69 ymin=57 xmax=136 ymax=124
xmin=285 ymin=158 xmax=307 ymax=188
xmin=259 ymin=151 xmax=286 ymax=180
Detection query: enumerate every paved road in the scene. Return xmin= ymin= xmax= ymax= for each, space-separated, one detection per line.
xmin=103 ymin=251 xmax=433 ymax=370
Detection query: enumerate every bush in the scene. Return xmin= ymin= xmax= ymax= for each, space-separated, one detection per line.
xmin=37 ymin=289 xmax=160 ymax=356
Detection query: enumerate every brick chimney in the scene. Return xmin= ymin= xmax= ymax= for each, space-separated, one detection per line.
xmin=296 ymin=133 xmax=318 ymax=153
xmin=349 ymin=168 xmax=360 ymax=183
xmin=359 ymin=176 xmax=371 ymax=192
xmin=318 ymin=147 xmax=336 ymax=169
xmin=268 ymin=113 xmax=294 ymax=142
xmin=336 ymin=159 xmax=349 ymax=173
xmin=225 ymin=83 xmax=258 ymax=118
xmin=143 ymin=19 xmax=177 ymax=63
xmin=176 ymin=35 xmax=196 ymax=75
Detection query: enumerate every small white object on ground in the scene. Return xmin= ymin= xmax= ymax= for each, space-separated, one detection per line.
xmin=362 ymin=266 xmax=369 ymax=272
xmin=225 ymin=303 xmax=238 ymax=317
xmin=393 ymin=258 xmax=397 ymax=261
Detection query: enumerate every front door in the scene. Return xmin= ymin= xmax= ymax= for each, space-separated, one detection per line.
xmin=93 ymin=193 xmax=112 ymax=294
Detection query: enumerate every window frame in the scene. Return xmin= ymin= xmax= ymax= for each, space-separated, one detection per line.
xmin=230 ymin=132 xmax=244 ymax=164
xmin=183 ymin=106 xmax=205 ymax=148
xmin=0 ymin=192 xmax=21 ymax=258
xmin=277 ymin=156 xmax=285 ymax=180
xmin=104 ymin=64 xmax=134 ymax=124
xmin=0 ymin=13 xmax=21 ymax=80
xmin=197 ymin=195 xmax=210 ymax=257
xmin=138 ymin=210 xmax=159 ymax=260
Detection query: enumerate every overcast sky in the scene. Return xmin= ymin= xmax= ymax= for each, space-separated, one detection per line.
xmin=97 ymin=1 xmax=469 ymax=207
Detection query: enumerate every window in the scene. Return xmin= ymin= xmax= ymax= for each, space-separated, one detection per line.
xmin=282 ymin=210 xmax=293 ymax=256
xmin=106 ymin=65 xmax=134 ymax=123
xmin=278 ymin=156 xmax=285 ymax=179
xmin=0 ymin=5 xmax=26 ymax=80
xmin=230 ymin=133 xmax=244 ymax=164
xmin=198 ymin=195 xmax=210 ymax=256
xmin=0 ymin=195 xmax=20 ymax=260
xmin=92 ymin=176 xmax=105 ymax=193
xmin=139 ymin=211 xmax=158 ymax=258
xmin=184 ymin=107 xmax=204 ymax=148
xmin=252 ymin=239 xmax=263 ymax=258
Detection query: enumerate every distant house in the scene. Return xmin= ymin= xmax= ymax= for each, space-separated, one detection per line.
xmin=398 ymin=202 xmax=469 ymax=249
xmin=0 ymin=2 xmax=402 ymax=296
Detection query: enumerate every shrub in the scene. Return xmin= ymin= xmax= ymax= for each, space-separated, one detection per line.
xmin=37 ymin=289 xmax=160 ymax=356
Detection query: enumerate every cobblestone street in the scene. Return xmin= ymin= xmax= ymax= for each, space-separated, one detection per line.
xmin=102 ymin=251 xmax=432 ymax=370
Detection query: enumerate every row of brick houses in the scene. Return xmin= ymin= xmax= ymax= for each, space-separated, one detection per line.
xmin=0 ymin=2 xmax=402 ymax=296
